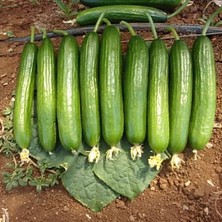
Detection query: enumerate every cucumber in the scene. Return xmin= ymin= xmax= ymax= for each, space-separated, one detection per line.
xmin=80 ymin=32 xmax=100 ymax=148
xmin=80 ymin=0 xmax=182 ymax=9
xmin=99 ymin=25 xmax=124 ymax=152
xmin=57 ymin=34 xmax=81 ymax=151
xmin=76 ymin=5 xmax=167 ymax=25
xmin=122 ymin=21 xmax=149 ymax=159
xmin=13 ymin=41 xmax=37 ymax=149
xmin=147 ymin=38 xmax=169 ymax=154
xmin=168 ymin=39 xmax=192 ymax=154
xmin=37 ymin=36 xmax=56 ymax=152
xmin=188 ymin=36 xmax=216 ymax=150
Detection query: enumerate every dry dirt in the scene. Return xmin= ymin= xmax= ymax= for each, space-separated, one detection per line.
xmin=0 ymin=1 xmax=221 ymax=222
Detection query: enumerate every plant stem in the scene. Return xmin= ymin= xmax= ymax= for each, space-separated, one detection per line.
xmin=42 ymin=29 xmax=47 ymax=39
xmin=167 ymin=0 xmax=191 ymax=19
xmin=202 ymin=6 xmax=222 ymax=36
xmin=30 ymin=26 xmax=35 ymax=43
xmin=102 ymin=18 xmax=111 ymax=26
xmin=120 ymin=21 xmax=136 ymax=36
xmin=146 ymin=13 xmax=158 ymax=39
xmin=53 ymin=29 xmax=68 ymax=36
xmin=93 ymin=12 xmax=105 ymax=32
xmin=168 ymin=26 xmax=180 ymax=40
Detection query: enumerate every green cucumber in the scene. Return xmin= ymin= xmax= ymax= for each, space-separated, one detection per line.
xmin=168 ymin=34 xmax=192 ymax=155
xmin=76 ymin=5 xmax=167 ymax=25
xmin=100 ymin=25 xmax=124 ymax=156
xmin=121 ymin=21 xmax=149 ymax=159
xmin=57 ymin=34 xmax=81 ymax=151
xmin=80 ymin=0 xmax=182 ymax=9
xmin=146 ymin=14 xmax=169 ymax=155
xmin=188 ymin=36 xmax=216 ymax=150
xmin=188 ymin=8 xmax=220 ymax=150
xmin=147 ymin=38 xmax=169 ymax=154
xmin=80 ymin=32 xmax=100 ymax=148
xmin=80 ymin=13 xmax=105 ymax=163
xmin=13 ymin=28 xmax=37 ymax=149
xmin=37 ymin=34 xmax=56 ymax=152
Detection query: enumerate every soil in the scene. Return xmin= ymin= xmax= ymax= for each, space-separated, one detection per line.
xmin=0 ymin=1 xmax=222 ymax=222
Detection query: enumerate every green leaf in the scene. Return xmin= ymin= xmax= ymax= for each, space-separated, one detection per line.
xmin=29 ymin=135 xmax=76 ymax=170
xmin=61 ymin=155 xmax=119 ymax=212
xmin=28 ymin=120 xmax=87 ymax=170
xmin=93 ymin=138 xmax=159 ymax=200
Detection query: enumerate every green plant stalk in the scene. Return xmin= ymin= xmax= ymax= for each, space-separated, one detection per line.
xmin=167 ymin=0 xmax=191 ymax=19
xmin=102 ymin=18 xmax=111 ymax=26
xmin=202 ymin=6 xmax=222 ymax=35
xmin=120 ymin=21 xmax=136 ymax=36
xmin=53 ymin=30 xmax=69 ymax=36
xmin=55 ymin=0 xmax=71 ymax=18
xmin=42 ymin=29 xmax=47 ymax=39
xmin=146 ymin=13 xmax=157 ymax=39
xmin=167 ymin=26 xmax=180 ymax=40
xmin=30 ymin=26 xmax=35 ymax=43
xmin=93 ymin=12 xmax=105 ymax=32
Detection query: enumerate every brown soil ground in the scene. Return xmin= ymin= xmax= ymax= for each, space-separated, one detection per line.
xmin=0 ymin=1 xmax=221 ymax=222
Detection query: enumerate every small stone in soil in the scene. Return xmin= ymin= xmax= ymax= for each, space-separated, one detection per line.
xmin=158 ymin=178 xmax=168 ymax=190
xmin=63 ymin=206 xmax=69 ymax=212
xmin=193 ymin=189 xmax=204 ymax=198
xmin=129 ymin=215 xmax=135 ymax=222
xmin=204 ymin=207 xmax=209 ymax=215
xmin=215 ymin=166 xmax=222 ymax=173
xmin=115 ymin=199 xmax=126 ymax=209
xmin=183 ymin=205 xmax=189 ymax=211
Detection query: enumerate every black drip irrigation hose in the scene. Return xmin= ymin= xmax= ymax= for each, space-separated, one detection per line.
xmin=1 ymin=23 xmax=222 ymax=43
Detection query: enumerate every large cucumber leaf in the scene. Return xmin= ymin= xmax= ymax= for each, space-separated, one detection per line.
xmin=61 ymin=155 xmax=119 ymax=212
xmin=93 ymin=138 xmax=160 ymax=200
xmin=28 ymin=123 xmax=86 ymax=170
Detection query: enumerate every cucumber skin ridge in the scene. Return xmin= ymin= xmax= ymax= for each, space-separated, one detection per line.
xmin=37 ymin=37 xmax=57 ymax=152
xmin=13 ymin=42 xmax=38 ymax=149
xmin=76 ymin=5 xmax=167 ymax=25
xmin=188 ymin=36 xmax=216 ymax=150
xmin=57 ymin=35 xmax=82 ymax=151
xmin=168 ymin=40 xmax=193 ymax=154
xmin=124 ymin=35 xmax=149 ymax=145
xmin=80 ymin=32 xmax=100 ymax=148
xmin=147 ymin=38 xmax=169 ymax=154
xmin=99 ymin=25 xmax=124 ymax=147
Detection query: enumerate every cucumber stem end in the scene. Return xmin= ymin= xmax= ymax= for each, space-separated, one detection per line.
xmin=106 ymin=146 xmax=121 ymax=160
xmin=20 ymin=148 xmax=30 ymax=164
xmin=88 ymin=146 xmax=100 ymax=163
xmin=148 ymin=153 xmax=164 ymax=170
xmin=130 ymin=144 xmax=143 ymax=160
xmin=170 ymin=154 xmax=184 ymax=170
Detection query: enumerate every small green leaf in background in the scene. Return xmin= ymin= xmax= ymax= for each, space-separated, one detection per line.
xmin=71 ymin=0 xmax=80 ymax=3
xmin=61 ymin=155 xmax=119 ymax=212
xmin=93 ymin=138 xmax=159 ymax=200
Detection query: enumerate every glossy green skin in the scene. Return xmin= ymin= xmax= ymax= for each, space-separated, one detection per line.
xmin=57 ymin=35 xmax=81 ymax=151
xmin=100 ymin=25 xmax=124 ymax=147
xmin=80 ymin=32 xmax=100 ymax=147
xmin=168 ymin=40 xmax=192 ymax=154
xmin=147 ymin=38 xmax=169 ymax=154
xmin=13 ymin=42 xmax=37 ymax=149
xmin=188 ymin=36 xmax=216 ymax=150
xmin=76 ymin=5 xmax=167 ymax=25
xmin=37 ymin=37 xmax=56 ymax=152
xmin=80 ymin=0 xmax=182 ymax=9
xmin=124 ymin=35 xmax=149 ymax=145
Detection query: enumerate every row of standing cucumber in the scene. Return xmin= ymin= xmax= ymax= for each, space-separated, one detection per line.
xmin=13 ymin=10 xmax=218 ymax=169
